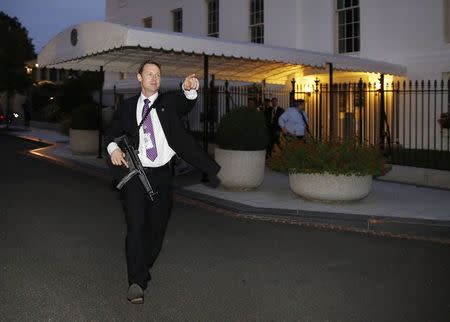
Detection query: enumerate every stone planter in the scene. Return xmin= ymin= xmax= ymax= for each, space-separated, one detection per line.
xmin=214 ymin=147 xmax=266 ymax=190
xmin=69 ymin=128 xmax=99 ymax=155
xmin=289 ymin=172 xmax=372 ymax=202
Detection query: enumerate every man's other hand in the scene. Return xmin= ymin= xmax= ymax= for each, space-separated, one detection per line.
xmin=182 ymin=74 xmax=199 ymax=91
xmin=111 ymin=148 xmax=129 ymax=168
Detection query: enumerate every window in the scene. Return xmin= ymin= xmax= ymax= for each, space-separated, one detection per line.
xmin=337 ymin=0 xmax=360 ymax=53
xmin=250 ymin=0 xmax=264 ymax=44
xmin=173 ymin=8 xmax=183 ymax=32
xmin=142 ymin=16 xmax=152 ymax=28
xmin=207 ymin=0 xmax=219 ymax=37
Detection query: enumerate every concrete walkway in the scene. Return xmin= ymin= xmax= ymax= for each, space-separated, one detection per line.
xmin=3 ymin=125 xmax=450 ymax=242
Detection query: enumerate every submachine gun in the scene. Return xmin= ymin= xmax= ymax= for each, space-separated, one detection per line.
xmin=114 ymin=135 xmax=158 ymax=201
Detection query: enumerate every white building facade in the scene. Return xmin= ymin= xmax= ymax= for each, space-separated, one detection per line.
xmin=100 ymin=0 xmax=450 ymax=159
xmin=106 ymin=0 xmax=450 ymax=81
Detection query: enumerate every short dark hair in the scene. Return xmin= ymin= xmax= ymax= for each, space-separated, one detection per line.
xmin=138 ymin=60 xmax=161 ymax=74
xmin=294 ymin=99 xmax=305 ymax=106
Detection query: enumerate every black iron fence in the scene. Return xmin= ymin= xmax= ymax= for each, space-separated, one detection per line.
xmin=115 ymin=78 xmax=450 ymax=171
xmin=293 ymin=79 xmax=450 ymax=170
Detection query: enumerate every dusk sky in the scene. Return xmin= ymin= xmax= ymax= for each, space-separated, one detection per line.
xmin=0 ymin=0 xmax=105 ymax=54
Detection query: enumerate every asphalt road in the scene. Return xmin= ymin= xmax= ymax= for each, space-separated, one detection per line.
xmin=0 ymin=134 xmax=449 ymax=322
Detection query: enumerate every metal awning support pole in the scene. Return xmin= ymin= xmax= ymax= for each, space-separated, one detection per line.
xmin=97 ymin=65 xmax=104 ymax=159
xmin=379 ymin=73 xmax=385 ymax=150
xmin=328 ymin=62 xmax=334 ymax=139
xmin=202 ymin=55 xmax=209 ymax=152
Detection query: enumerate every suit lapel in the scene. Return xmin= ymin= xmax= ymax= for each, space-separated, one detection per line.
xmin=128 ymin=95 xmax=139 ymax=128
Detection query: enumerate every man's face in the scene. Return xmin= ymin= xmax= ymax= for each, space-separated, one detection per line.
xmin=297 ymin=102 xmax=305 ymax=111
xmin=271 ymin=98 xmax=278 ymax=107
xmin=137 ymin=63 xmax=161 ymax=95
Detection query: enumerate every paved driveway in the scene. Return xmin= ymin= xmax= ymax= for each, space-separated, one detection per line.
xmin=1 ymin=134 xmax=449 ymax=321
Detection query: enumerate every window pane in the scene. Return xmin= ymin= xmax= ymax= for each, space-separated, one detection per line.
xmin=352 ymin=0 xmax=359 ymax=6
xmin=346 ymin=24 xmax=352 ymax=37
xmin=339 ymin=39 xmax=345 ymax=53
xmin=337 ymin=0 xmax=344 ymax=10
xmin=255 ymin=11 xmax=261 ymax=24
xmin=339 ymin=11 xmax=345 ymax=24
xmin=354 ymin=37 xmax=360 ymax=51
xmin=346 ymin=8 xmax=353 ymax=23
xmin=339 ymin=25 xmax=345 ymax=38
xmin=345 ymin=0 xmax=351 ymax=8
xmin=354 ymin=23 xmax=360 ymax=36
xmin=354 ymin=7 xmax=359 ymax=22
xmin=346 ymin=38 xmax=353 ymax=52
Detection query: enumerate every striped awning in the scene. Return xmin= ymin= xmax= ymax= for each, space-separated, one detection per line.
xmin=38 ymin=21 xmax=406 ymax=85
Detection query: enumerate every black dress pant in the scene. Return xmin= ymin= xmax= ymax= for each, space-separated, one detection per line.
xmin=122 ymin=162 xmax=173 ymax=289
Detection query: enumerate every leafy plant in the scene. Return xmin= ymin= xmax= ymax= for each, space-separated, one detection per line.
xmin=70 ymin=103 xmax=99 ymax=130
xmin=268 ymin=136 xmax=387 ymax=176
xmin=215 ymin=107 xmax=269 ymax=151
xmin=438 ymin=112 xmax=450 ymax=129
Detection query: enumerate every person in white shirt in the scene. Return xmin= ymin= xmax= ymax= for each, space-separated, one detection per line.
xmin=278 ymin=99 xmax=309 ymax=139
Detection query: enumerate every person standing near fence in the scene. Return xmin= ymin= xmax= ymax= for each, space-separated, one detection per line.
xmin=278 ymin=99 xmax=309 ymax=139
xmin=268 ymin=97 xmax=285 ymax=153
xmin=105 ymin=60 xmax=221 ymax=304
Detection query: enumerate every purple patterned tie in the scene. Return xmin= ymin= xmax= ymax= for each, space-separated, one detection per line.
xmin=142 ymin=98 xmax=158 ymax=161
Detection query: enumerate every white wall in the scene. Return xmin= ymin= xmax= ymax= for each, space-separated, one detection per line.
xmin=105 ymin=0 xmax=450 ymax=81
xmin=359 ymin=0 xmax=450 ymax=79
xmin=218 ymin=0 xmax=250 ymax=42
xmin=294 ymin=0 xmax=334 ymax=53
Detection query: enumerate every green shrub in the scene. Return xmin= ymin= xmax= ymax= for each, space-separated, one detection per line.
xmin=70 ymin=103 xmax=99 ymax=130
xmin=215 ymin=107 xmax=269 ymax=151
xmin=268 ymin=136 xmax=387 ymax=176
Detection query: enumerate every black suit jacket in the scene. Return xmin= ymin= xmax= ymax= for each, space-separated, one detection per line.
xmin=105 ymin=90 xmax=220 ymax=179
xmin=273 ymin=107 xmax=284 ymax=132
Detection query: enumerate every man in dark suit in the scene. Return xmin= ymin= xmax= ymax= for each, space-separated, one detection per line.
xmin=105 ymin=60 xmax=220 ymax=304
xmin=265 ymin=97 xmax=285 ymax=155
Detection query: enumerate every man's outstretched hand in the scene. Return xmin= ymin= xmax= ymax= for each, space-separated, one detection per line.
xmin=183 ymin=74 xmax=200 ymax=91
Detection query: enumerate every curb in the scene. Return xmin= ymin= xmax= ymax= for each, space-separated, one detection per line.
xmin=5 ymin=132 xmax=450 ymax=244
xmin=175 ymin=188 xmax=450 ymax=244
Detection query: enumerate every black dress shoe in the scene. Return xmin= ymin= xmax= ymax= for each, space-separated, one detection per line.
xmin=127 ymin=284 xmax=144 ymax=304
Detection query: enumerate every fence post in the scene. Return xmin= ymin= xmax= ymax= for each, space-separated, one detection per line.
xmin=328 ymin=63 xmax=334 ymax=138
xmin=290 ymin=78 xmax=296 ymax=106
xmin=209 ymin=74 xmax=215 ymax=138
xmin=379 ymin=73 xmax=385 ymax=150
xmin=358 ymin=78 xmax=363 ymax=144
xmin=225 ymin=80 xmax=230 ymax=113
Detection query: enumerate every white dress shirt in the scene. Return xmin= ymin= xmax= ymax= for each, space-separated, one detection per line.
xmin=107 ymin=89 xmax=197 ymax=167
